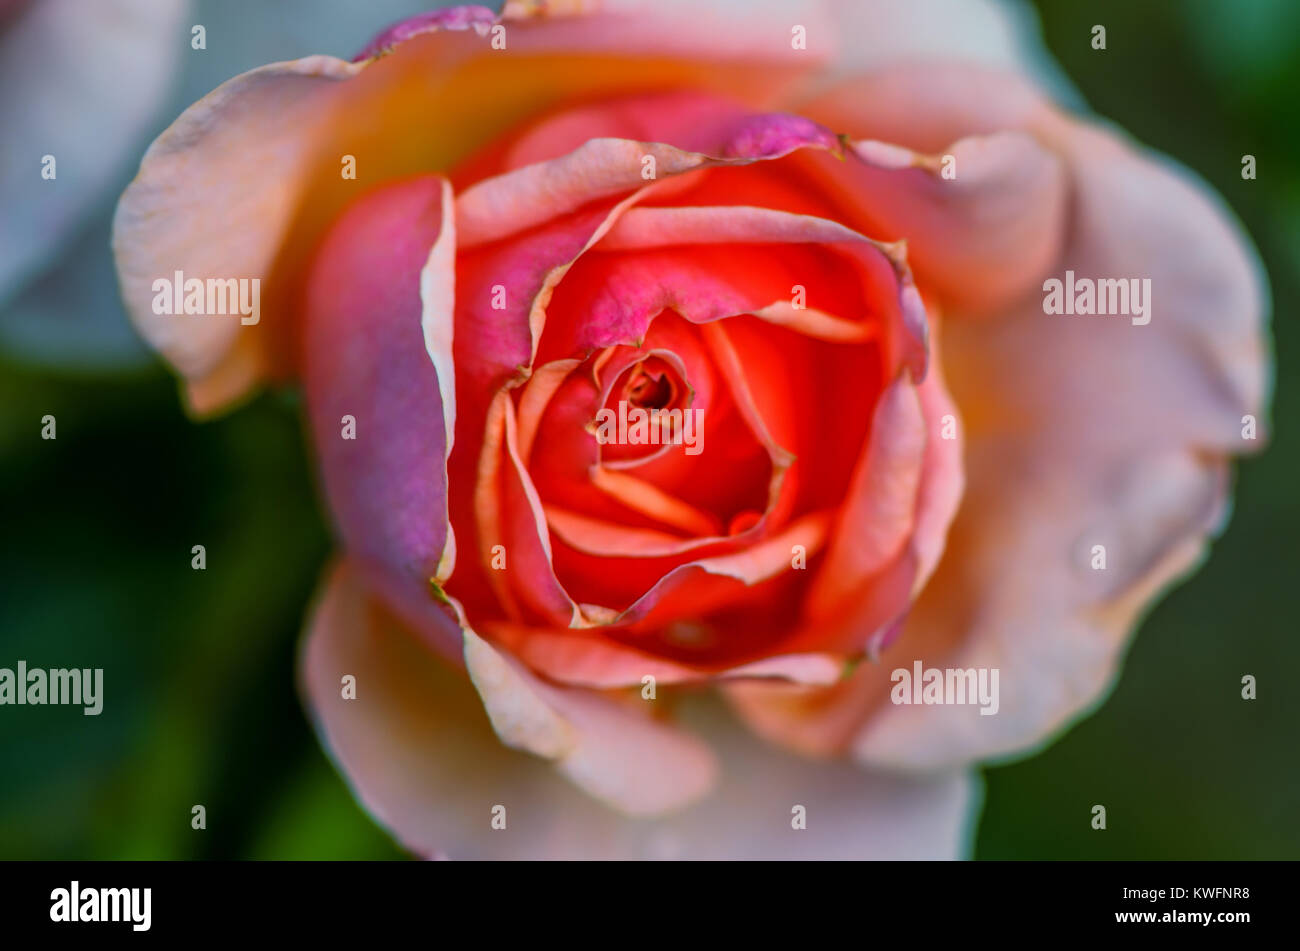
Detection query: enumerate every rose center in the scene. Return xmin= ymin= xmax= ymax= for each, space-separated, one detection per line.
xmin=625 ymin=365 xmax=675 ymax=410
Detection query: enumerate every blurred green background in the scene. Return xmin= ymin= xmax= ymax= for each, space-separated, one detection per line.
xmin=0 ymin=0 xmax=1295 ymax=859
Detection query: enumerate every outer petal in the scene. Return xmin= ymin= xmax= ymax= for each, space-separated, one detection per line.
xmin=305 ymin=560 xmax=718 ymax=824
xmin=301 ymin=559 xmax=977 ymax=858
xmin=497 ymin=0 xmax=1038 ymax=84
xmin=805 ymin=69 xmax=1269 ymax=770
xmin=303 ymin=174 xmax=459 ymax=659
xmin=113 ymin=53 xmax=369 ymax=413
xmin=0 ymin=0 xmax=186 ymax=303
xmin=855 ymin=137 xmax=1268 ymax=769
xmin=461 ymin=623 xmax=717 ymax=814
xmin=799 ymin=62 xmax=1056 ymax=156
xmin=113 ymin=8 xmax=827 ymax=412
xmin=731 ymin=65 xmax=1267 ymax=767
xmin=110 ymin=1 xmax=1044 ymax=409
xmin=832 ymin=132 xmax=1068 ymax=316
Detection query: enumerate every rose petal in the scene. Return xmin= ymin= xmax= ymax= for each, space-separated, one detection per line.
xmin=354 ymin=4 xmax=499 ymax=60
xmin=724 ymin=327 xmax=965 ymax=753
xmin=853 ymin=121 xmax=1268 ymax=768
xmin=115 ymin=15 xmax=821 ymax=411
xmin=804 ymin=373 xmax=927 ymax=617
xmin=500 ymin=0 xmax=1032 ymax=83
xmin=304 ymin=560 xmax=718 ymax=825
xmin=799 ymin=62 xmax=1055 ymax=156
xmin=302 ymin=561 xmax=975 ymax=857
xmin=820 ymin=132 xmax=1069 ymax=315
xmin=117 ymin=8 xmax=1030 ymax=410
xmin=775 ymin=68 xmax=1269 ymax=768
xmin=614 ymin=511 xmax=832 ymax=627
xmin=302 ymin=174 xmax=457 ymax=656
xmin=456 ymin=109 xmax=840 ymax=249
xmin=909 ymin=319 xmax=967 ymax=591
xmin=447 ymin=121 xmax=852 ymax=625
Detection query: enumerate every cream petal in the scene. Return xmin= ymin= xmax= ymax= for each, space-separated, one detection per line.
xmin=306 ymin=560 xmax=718 ymax=821
xmin=798 ymin=62 xmax=1055 ymax=156
xmin=503 ymin=0 xmax=1035 ymax=84
xmin=302 ymin=560 xmax=977 ymax=858
xmin=855 ymin=452 xmax=1229 ymax=770
xmin=832 ymin=132 xmax=1068 ymax=315
xmin=853 ymin=115 xmax=1269 ymax=769
xmin=112 ymin=54 xmax=366 ymax=412
xmin=112 ymin=11 xmax=514 ymax=413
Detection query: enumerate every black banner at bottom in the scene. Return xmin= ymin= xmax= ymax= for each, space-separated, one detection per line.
xmin=0 ymin=860 xmax=1281 ymax=938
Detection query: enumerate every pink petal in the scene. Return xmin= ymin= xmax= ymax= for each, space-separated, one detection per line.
xmin=474 ymin=390 xmax=593 ymax=626
xmin=909 ymin=320 xmax=967 ymax=591
xmin=302 ymin=174 xmax=457 ymax=657
xmin=353 ymin=5 xmax=499 ymax=60
xmin=805 ymin=374 xmax=927 ymax=617
xmin=456 ymin=106 xmax=840 ymax=249
xmin=485 ymin=617 xmax=847 ymax=688
xmin=723 ymin=328 xmax=965 ymax=753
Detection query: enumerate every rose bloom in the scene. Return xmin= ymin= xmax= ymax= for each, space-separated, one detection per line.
xmin=113 ymin=1 xmax=1269 ymax=859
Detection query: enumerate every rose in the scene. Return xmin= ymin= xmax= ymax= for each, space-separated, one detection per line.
xmin=113 ymin=1 xmax=1269 ymax=859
